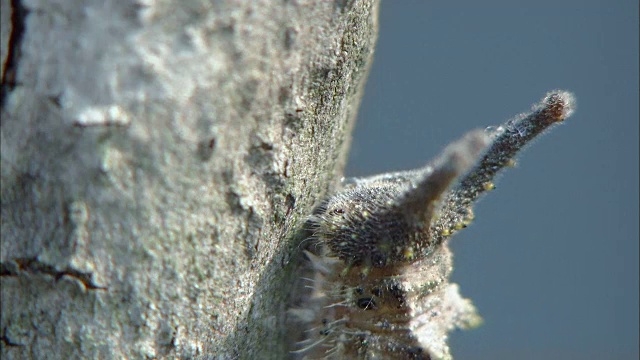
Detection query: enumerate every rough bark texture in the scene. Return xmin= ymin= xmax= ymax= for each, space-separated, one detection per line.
xmin=0 ymin=0 xmax=379 ymax=358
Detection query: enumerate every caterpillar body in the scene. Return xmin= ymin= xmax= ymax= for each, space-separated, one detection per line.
xmin=289 ymin=92 xmax=575 ymax=360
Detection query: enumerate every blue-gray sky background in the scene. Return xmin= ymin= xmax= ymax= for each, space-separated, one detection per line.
xmin=346 ymin=1 xmax=638 ymax=359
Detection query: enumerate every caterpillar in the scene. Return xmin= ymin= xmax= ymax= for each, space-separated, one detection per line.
xmin=288 ymin=91 xmax=575 ymax=360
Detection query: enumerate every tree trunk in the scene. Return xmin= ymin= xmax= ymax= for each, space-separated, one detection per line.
xmin=0 ymin=0 xmax=379 ymax=358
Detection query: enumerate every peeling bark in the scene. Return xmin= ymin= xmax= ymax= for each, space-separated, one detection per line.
xmin=0 ymin=0 xmax=379 ymax=358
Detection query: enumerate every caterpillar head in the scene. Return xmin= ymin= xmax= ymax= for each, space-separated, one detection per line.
xmin=309 ymin=131 xmax=490 ymax=269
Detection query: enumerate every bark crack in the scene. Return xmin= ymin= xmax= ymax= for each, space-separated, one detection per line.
xmin=0 ymin=334 xmax=24 ymax=347
xmin=1 ymin=258 xmax=107 ymax=291
xmin=0 ymin=0 xmax=28 ymax=109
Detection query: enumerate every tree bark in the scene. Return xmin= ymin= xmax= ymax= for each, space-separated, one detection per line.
xmin=0 ymin=0 xmax=379 ymax=358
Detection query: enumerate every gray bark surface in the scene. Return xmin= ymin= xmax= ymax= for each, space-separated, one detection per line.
xmin=0 ymin=0 xmax=379 ymax=358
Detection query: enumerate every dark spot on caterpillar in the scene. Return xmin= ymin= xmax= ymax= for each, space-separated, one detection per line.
xmin=406 ymin=346 xmax=429 ymax=359
xmin=357 ymin=334 xmax=369 ymax=346
xmin=357 ymin=297 xmax=377 ymax=310
xmin=355 ymin=287 xmax=364 ymax=295
xmin=371 ymin=287 xmax=382 ymax=297
xmin=389 ymin=282 xmax=406 ymax=305
xmin=371 ymin=252 xmax=387 ymax=267
xmin=319 ymin=329 xmax=330 ymax=336
xmin=333 ymin=208 xmax=345 ymax=215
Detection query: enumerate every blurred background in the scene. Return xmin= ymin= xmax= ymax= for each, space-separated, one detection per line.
xmin=347 ymin=1 xmax=638 ymax=359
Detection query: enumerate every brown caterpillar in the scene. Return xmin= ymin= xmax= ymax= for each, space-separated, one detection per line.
xmin=289 ymin=91 xmax=575 ymax=360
